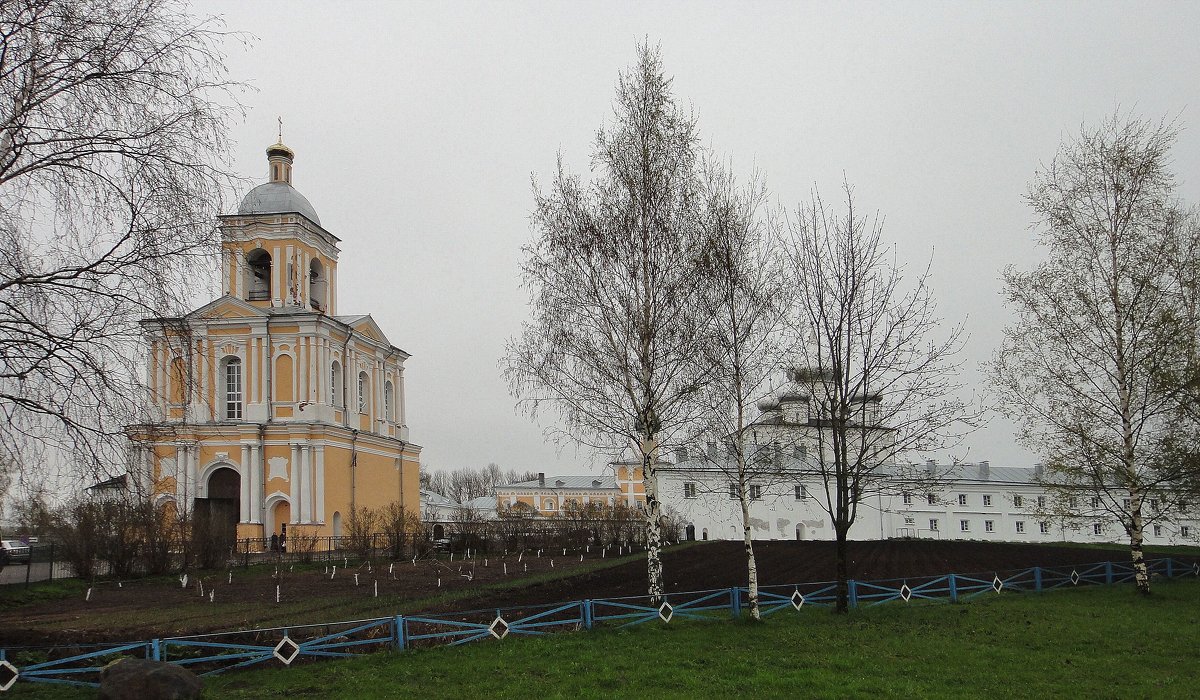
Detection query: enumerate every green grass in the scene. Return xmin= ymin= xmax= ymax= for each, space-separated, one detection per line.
xmin=8 ymin=578 xmax=1199 ymax=699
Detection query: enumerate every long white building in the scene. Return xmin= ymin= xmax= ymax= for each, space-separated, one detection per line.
xmin=658 ymin=383 xmax=1198 ymax=546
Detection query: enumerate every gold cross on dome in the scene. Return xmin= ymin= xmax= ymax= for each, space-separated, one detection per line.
xmin=277 ymin=116 xmax=283 ymax=143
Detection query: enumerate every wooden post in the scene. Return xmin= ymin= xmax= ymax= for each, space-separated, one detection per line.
xmin=848 ymin=580 xmax=859 ymax=609
xmin=948 ymin=574 xmax=958 ymax=603
xmin=1033 ymin=567 xmax=1043 ymax=592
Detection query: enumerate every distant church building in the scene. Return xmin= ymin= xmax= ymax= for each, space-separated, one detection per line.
xmin=127 ymin=140 xmax=421 ymax=543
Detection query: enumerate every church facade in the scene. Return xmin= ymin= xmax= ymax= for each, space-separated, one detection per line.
xmin=126 ymin=141 xmax=421 ymax=544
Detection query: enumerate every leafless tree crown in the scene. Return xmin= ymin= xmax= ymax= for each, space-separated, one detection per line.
xmin=0 ymin=0 xmax=243 ymax=478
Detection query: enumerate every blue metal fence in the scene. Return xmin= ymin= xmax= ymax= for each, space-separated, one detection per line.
xmin=1 ymin=556 xmax=1196 ymax=691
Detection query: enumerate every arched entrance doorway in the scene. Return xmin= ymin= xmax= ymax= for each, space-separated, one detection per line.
xmin=685 ymin=523 xmax=696 ymax=541
xmin=796 ymin=523 xmax=806 ymax=541
xmin=194 ymin=466 xmax=240 ymax=547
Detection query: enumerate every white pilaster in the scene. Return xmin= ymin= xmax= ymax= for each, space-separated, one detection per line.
xmin=272 ymin=245 xmax=282 ymax=307
xmin=299 ymin=443 xmax=312 ymax=523
xmin=314 ymin=445 xmax=325 ymax=523
xmin=251 ymin=444 xmax=264 ymax=523
xmin=289 ymin=443 xmax=300 ymax=523
xmin=240 ymin=444 xmax=252 ymax=522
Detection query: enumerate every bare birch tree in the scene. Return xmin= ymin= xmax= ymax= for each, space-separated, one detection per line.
xmin=785 ymin=182 xmax=973 ymax=613
xmin=503 ymin=43 xmax=711 ymax=602
xmin=989 ymin=114 xmax=1200 ymax=594
xmin=693 ymin=161 xmax=787 ymax=619
xmin=0 ymin=0 xmax=242 ymax=479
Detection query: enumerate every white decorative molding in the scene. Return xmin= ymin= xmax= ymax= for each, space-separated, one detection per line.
xmin=268 ymin=456 xmax=289 ymax=481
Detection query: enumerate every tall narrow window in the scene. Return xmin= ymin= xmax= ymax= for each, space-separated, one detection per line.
xmin=357 ymin=371 xmax=369 ymax=413
xmin=331 ymin=361 xmax=343 ymax=407
xmin=224 ymin=358 xmax=242 ymax=419
xmin=384 ymin=381 xmax=395 ymax=422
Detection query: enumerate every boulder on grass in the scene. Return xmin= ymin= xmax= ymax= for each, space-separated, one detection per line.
xmin=98 ymin=658 xmax=202 ymax=700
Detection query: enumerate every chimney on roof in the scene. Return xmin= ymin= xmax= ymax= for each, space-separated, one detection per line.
xmin=674 ymin=447 xmax=688 ymax=464
xmin=538 ymin=473 xmax=545 ymax=488
xmin=980 ymin=460 xmax=990 ymax=480
xmin=925 ymin=459 xmax=937 ymax=477
xmin=1034 ymin=463 xmax=1044 ymax=480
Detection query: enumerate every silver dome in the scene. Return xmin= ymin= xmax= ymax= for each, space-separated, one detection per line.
xmin=756 ymin=396 xmax=780 ymax=412
xmin=237 ymin=182 xmax=321 ymax=225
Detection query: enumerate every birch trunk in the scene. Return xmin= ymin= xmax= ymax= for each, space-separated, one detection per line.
xmin=642 ymin=447 xmax=665 ymax=604
xmin=740 ymin=486 xmax=760 ymax=619
xmin=1129 ymin=488 xmax=1150 ymax=594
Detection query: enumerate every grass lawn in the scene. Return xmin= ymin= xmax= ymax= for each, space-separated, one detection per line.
xmin=8 ymin=577 xmax=1198 ymax=699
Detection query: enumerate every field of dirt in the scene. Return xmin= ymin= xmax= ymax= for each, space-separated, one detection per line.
xmin=1 ymin=539 xmax=1189 ymax=647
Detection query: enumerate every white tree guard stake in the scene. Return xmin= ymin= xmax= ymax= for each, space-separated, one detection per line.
xmin=563 ymin=548 xmax=566 ymax=556
xmin=354 ymin=574 xmax=359 ymax=586
xmin=518 ymin=552 xmax=523 ymax=562
xmin=344 ymin=557 xmax=348 ymax=568
xmin=199 ymin=581 xmax=204 ymax=598
xmin=374 ymin=580 xmax=378 ymax=597
xmin=228 ymin=572 xmax=232 ymax=584
xmin=602 ymin=549 xmax=606 ymax=558
xmin=324 ymin=566 xmax=328 ymax=574
xmin=450 ymin=552 xmax=454 ymax=561
xmin=86 ymin=587 xmax=92 ymax=601
xmin=289 ymin=565 xmax=293 ymax=572
xmin=275 ymin=585 xmax=280 ymax=603
xmin=503 ymin=563 xmax=507 ymax=575
xmin=118 ymin=582 xmax=122 ymax=588
xmin=551 ymin=559 xmax=555 ymax=568
xmin=484 ymin=559 xmax=487 ymax=567
xmin=524 ymin=563 xmax=528 ymax=572
xmin=437 ymin=577 xmax=441 ymax=587
xmin=209 ymin=590 xmax=215 ymax=603
xmin=180 ymin=574 xmax=188 ymax=588
xmin=331 ymin=566 xmax=336 ymax=580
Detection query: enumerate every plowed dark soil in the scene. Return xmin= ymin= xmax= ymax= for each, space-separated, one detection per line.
xmin=441 ymin=539 xmax=1171 ymax=611
xmin=1 ymin=539 xmax=1187 ymax=647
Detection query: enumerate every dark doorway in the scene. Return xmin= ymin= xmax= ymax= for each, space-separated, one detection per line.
xmin=193 ymin=467 xmax=240 ymax=563
xmin=685 ymin=523 xmax=696 ymax=541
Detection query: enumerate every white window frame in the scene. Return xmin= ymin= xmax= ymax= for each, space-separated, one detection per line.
xmin=960 ymin=519 xmax=970 ymax=532
xmin=929 ymin=518 xmax=939 ymax=531
xmin=749 ymin=484 xmax=763 ymax=501
xmin=1015 ymin=521 xmax=1025 ymax=533
xmin=357 ymin=371 xmax=368 ymax=414
xmin=984 ymin=520 xmax=994 ymax=532
xmin=958 ymin=494 xmax=967 ymax=506
xmin=683 ymin=482 xmax=697 ymax=499
xmin=982 ymin=495 xmax=992 ymax=507
xmin=224 ymin=357 xmax=243 ymax=420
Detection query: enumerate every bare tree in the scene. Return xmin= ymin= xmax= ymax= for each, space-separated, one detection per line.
xmin=989 ymin=114 xmax=1200 ymax=594
xmin=0 ymin=0 xmax=242 ymax=478
xmin=503 ymin=42 xmax=713 ymax=602
xmin=692 ymin=161 xmax=787 ymax=619
xmin=785 ymin=182 xmax=973 ymax=613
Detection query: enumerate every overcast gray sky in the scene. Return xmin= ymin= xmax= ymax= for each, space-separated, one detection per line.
xmin=199 ymin=0 xmax=1200 ymax=476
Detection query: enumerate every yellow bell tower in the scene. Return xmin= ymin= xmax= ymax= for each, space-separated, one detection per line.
xmin=128 ymin=140 xmax=421 ymax=547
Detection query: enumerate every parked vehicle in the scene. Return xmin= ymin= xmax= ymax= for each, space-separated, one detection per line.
xmin=0 ymin=540 xmax=30 ymax=564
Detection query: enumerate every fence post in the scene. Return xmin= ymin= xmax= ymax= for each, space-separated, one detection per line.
xmin=730 ymin=587 xmax=741 ymax=619
xmin=848 ymin=580 xmax=858 ymax=609
xmin=150 ymin=639 xmax=161 ymax=662
xmin=948 ymin=574 xmax=958 ymax=603
xmin=1105 ymin=561 xmax=1113 ymax=585
xmin=48 ymin=543 xmax=55 ymax=583
xmin=393 ymin=616 xmax=406 ymax=650
xmin=582 ymin=600 xmax=593 ymax=629
xmin=1165 ymin=559 xmax=1173 ymax=578
xmin=1033 ymin=567 xmax=1043 ymax=592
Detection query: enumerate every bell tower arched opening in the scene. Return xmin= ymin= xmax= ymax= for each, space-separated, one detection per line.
xmin=246 ymin=249 xmax=272 ymax=302
xmin=309 ymin=258 xmax=326 ymax=312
